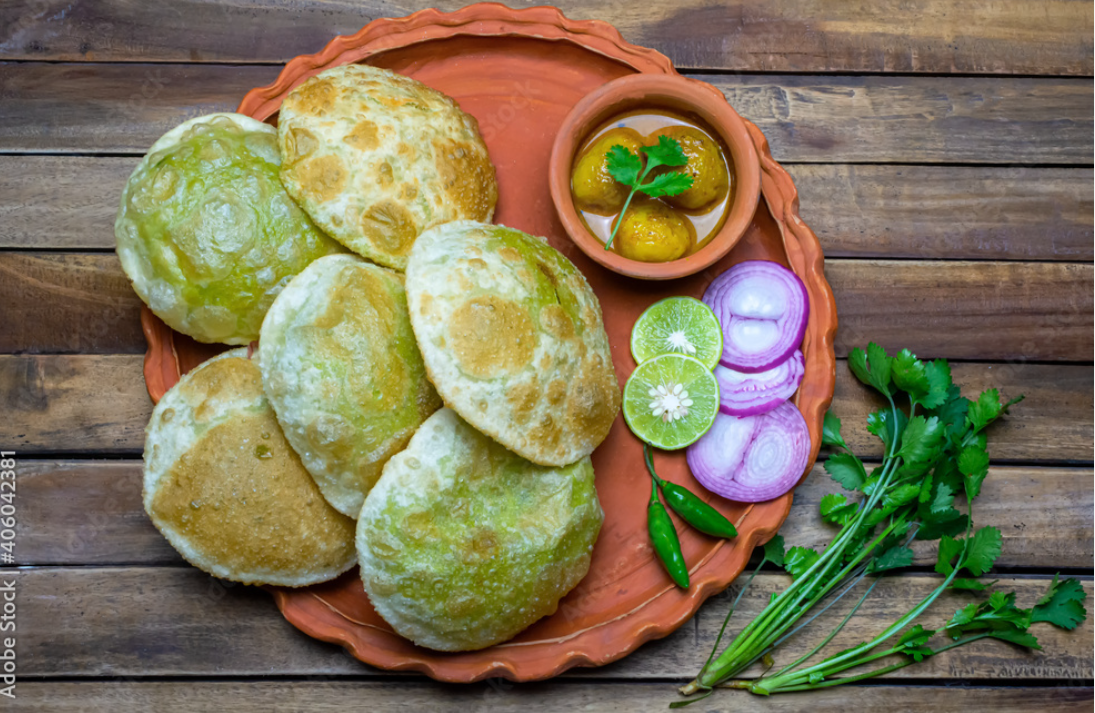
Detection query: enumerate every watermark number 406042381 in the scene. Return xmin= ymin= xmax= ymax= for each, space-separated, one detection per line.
xmin=0 ymin=451 xmax=15 ymax=700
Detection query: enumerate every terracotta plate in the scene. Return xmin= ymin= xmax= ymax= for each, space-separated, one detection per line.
xmin=141 ymin=4 xmax=837 ymax=683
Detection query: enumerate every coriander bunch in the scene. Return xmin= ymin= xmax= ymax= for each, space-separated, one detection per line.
xmin=674 ymin=343 xmax=1065 ymax=705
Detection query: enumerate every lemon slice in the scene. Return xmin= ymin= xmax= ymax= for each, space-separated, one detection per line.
xmin=630 ymin=296 xmax=723 ymax=369
xmin=623 ymin=353 xmax=720 ymax=450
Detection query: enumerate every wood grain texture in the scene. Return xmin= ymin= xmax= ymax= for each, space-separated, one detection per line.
xmin=12 ymin=566 xmax=1091 ymax=679
xmin=2 ymin=63 xmax=1092 ymax=164
xmin=3 ymin=355 xmax=1088 ymax=461
xmin=5 ymin=156 xmax=1091 ymax=262
xmin=1 ymin=0 xmax=1091 ymax=75
xmin=13 ymin=460 xmax=1091 ymax=568
xmin=4 ymin=681 xmax=1093 ymax=713
xmin=0 ymin=355 xmax=151 ymax=452
xmin=827 ymin=260 xmax=1093 ymax=363
xmin=707 ymin=74 xmax=1094 ymax=164
xmin=0 ymin=253 xmax=143 ymax=353
xmin=791 ymin=165 xmax=1095 ymax=261
xmin=2 ymin=253 xmax=1089 ymax=360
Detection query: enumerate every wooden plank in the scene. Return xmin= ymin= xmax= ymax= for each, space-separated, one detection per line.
xmin=826 ymin=260 xmax=1093 ymax=363
xmin=13 ymin=460 xmax=1091 ymax=568
xmin=5 ymin=681 xmax=1093 ymax=713
xmin=5 ymin=157 xmax=1091 ymax=262
xmin=1 ymin=0 xmax=1091 ymax=75
xmin=13 ymin=566 xmax=1092 ymax=679
xmin=3 ymin=355 xmax=1088 ymax=462
xmin=2 ymin=63 xmax=1092 ymax=164
xmin=0 ymin=156 xmax=138 ymax=250
xmin=0 ymin=355 xmax=150 ymax=452
xmin=0 ymin=253 xmax=143 ymax=354
xmin=708 ymin=74 xmax=1094 ymax=164
xmin=791 ymin=165 xmax=1095 ymax=262
xmin=3 ymin=253 xmax=1089 ymax=361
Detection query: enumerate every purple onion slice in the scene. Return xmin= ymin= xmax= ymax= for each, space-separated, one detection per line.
xmin=703 ymin=260 xmax=809 ymax=373
xmin=686 ymin=401 xmax=810 ymax=503
xmin=716 ymin=349 xmax=804 ymax=417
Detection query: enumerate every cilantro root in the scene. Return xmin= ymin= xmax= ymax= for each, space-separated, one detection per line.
xmin=675 ymin=343 xmax=1085 ymax=704
xmin=603 ymin=136 xmax=693 ymax=251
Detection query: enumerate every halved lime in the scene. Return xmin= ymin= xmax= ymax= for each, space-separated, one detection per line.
xmin=623 ymin=353 xmax=720 ymax=450
xmin=630 ymin=296 xmax=723 ymax=370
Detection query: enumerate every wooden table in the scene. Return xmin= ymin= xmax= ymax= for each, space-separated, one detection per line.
xmin=2 ymin=2 xmax=1092 ymax=710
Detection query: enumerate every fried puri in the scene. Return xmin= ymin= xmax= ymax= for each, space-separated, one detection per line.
xmin=143 ymin=350 xmax=356 ymax=586
xmin=357 ymin=407 xmax=603 ymax=651
xmin=116 ymin=113 xmax=345 ymax=344
xmin=405 ymin=221 xmax=621 ymax=466
xmin=277 ymin=64 xmax=498 ymax=270
xmin=257 ymin=255 xmax=441 ymax=518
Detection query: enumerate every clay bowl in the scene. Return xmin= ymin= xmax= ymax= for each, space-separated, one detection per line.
xmin=549 ymin=73 xmax=761 ymax=280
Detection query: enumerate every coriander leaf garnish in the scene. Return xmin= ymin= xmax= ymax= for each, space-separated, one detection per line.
xmin=603 ymin=136 xmax=693 ymax=251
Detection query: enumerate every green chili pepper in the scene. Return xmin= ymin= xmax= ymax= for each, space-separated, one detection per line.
xmin=648 ymin=477 xmax=690 ymax=589
xmin=644 ymin=445 xmax=738 ymax=540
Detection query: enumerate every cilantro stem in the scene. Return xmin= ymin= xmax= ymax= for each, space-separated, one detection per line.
xmin=605 ymin=168 xmax=647 ymax=251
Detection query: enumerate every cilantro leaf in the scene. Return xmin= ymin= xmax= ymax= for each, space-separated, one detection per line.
xmin=642 ymin=134 xmax=689 ymax=168
xmin=897 ymin=415 xmax=945 ymax=464
xmin=897 ymin=625 xmax=936 ymax=661
xmin=921 ymin=360 xmax=952 ymax=409
xmin=867 ymin=408 xmax=907 ymax=454
xmin=848 ymin=343 xmax=894 ymax=397
xmin=966 ymin=388 xmax=1006 ymax=435
xmin=763 ymin=534 xmax=786 ymax=567
xmin=935 ymin=534 xmax=965 ymax=576
xmin=605 ymin=145 xmax=642 ymax=186
xmin=822 ymin=411 xmax=848 ymax=450
xmin=784 ymin=547 xmax=821 ymax=579
xmin=892 ymin=349 xmax=929 ymax=400
xmin=869 ymin=545 xmax=914 ymax=573
xmin=930 ymin=386 xmax=970 ymax=444
xmin=1031 ymin=575 xmax=1088 ymax=631
xmin=916 ymin=511 xmax=968 ymax=541
xmin=820 ymin=493 xmax=859 ymax=526
xmin=988 ymin=629 xmax=1041 ymax=649
xmin=949 ymin=578 xmax=997 ymax=591
xmin=898 ymin=624 xmax=935 ymax=648
xmin=929 ymin=482 xmax=956 ymax=515
xmin=957 ymin=445 xmax=990 ymax=499
xmin=638 ymin=169 xmax=693 ymax=198
xmin=866 ymin=343 xmax=894 ymax=396
xmin=963 ymin=526 xmax=1003 ymax=577
xmin=824 ymin=452 xmax=867 ymax=491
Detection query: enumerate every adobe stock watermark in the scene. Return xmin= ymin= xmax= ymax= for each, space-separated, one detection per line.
xmin=0 ymin=451 xmax=14 ymax=700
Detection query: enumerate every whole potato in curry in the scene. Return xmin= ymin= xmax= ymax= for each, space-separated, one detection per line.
xmin=571 ymin=127 xmax=646 ymax=215
xmin=647 ymin=126 xmax=729 ymax=211
xmin=614 ymin=199 xmax=693 ymax=263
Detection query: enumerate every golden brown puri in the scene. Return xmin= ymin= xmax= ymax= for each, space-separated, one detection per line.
xmin=277 ymin=64 xmax=497 ymax=270
xmin=406 ymin=222 xmax=620 ymax=466
xmin=143 ymin=350 xmax=356 ymax=586
xmin=357 ymin=408 xmax=603 ymax=651
xmin=257 ymin=255 xmax=441 ymax=518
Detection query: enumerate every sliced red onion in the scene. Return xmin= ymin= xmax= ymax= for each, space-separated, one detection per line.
xmin=717 ymin=350 xmax=804 ymax=417
xmin=686 ymin=401 xmax=810 ymax=503
xmin=703 ymin=260 xmax=809 ymax=373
